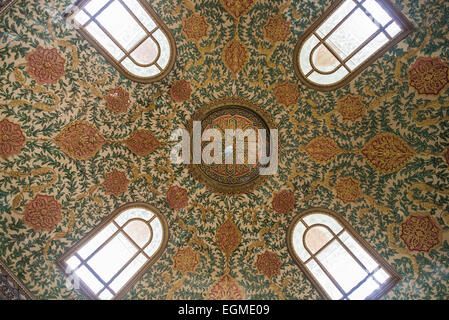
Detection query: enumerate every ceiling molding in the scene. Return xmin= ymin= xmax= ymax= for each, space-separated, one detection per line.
xmin=0 ymin=258 xmax=35 ymax=300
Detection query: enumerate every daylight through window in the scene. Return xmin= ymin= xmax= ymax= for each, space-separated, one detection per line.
xmin=287 ymin=208 xmax=400 ymax=300
xmin=293 ymin=0 xmax=414 ymax=90
xmin=58 ymin=203 xmax=169 ymax=300
xmin=65 ymin=0 xmax=176 ymax=82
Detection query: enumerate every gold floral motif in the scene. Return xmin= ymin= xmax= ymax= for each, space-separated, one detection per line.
xmin=166 ymin=186 xmax=189 ymax=210
xmin=273 ymin=81 xmax=300 ymax=107
xmin=0 ymin=118 xmax=26 ymax=159
xmin=25 ymin=46 xmax=65 ymax=84
xmin=305 ymin=137 xmax=341 ymax=164
xmin=173 ymin=246 xmax=200 ymax=274
xmin=336 ymin=95 xmax=365 ymax=122
xmin=255 ymin=250 xmax=282 ymax=278
xmin=400 ymin=215 xmax=441 ymax=252
xmin=23 ymin=194 xmax=62 ymax=232
xmin=216 ymin=217 xmax=241 ymax=258
xmin=54 ymin=121 xmax=105 ymax=160
xmin=104 ymin=87 xmax=130 ymax=114
xmin=170 ymin=80 xmax=192 ymax=102
xmin=220 ymin=0 xmax=256 ymax=20
xmin=102 ymin=169 xmax=129 ymax=197
xmin=334 ymin=177 xmax=361 ymax=203
xmin=125 ymin=129 xmax=160 ymax=157
xmin=409 ymin=57 xmax=449 ymax=95
xmin=183 ymin=15 xmax=209 ymax=42
xmin=208 ymin=274 xmax=244 ymax=300
xmin=361 ymin=132 xmax=414 ymax=174
xmin=264 ymin=15 xmax=290 ymax=44
xmin=222 ymin=38 xmax=248 ymax=76
xmin=272 ymin=190 xmax=295 ymax=214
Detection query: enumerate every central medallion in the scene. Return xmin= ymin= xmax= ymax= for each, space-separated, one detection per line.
xmin=188 ymin=97 xmax=276 ymax=195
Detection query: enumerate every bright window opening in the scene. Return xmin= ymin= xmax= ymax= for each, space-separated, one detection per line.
xmin=293 ymin=0 xmax=414 ymax=91
xmin=65 ymin=0 xmax=176 ymax=82
xmin=287 ymin=208 xmax=400 ymax=300
xmin=58 ymin=203 xmax=168 ymax=300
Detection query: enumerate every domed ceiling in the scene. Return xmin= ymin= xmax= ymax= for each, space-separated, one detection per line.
xmin=0 ymin=0 xmax=449 ymax=299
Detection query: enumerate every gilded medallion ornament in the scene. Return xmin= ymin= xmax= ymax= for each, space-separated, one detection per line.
xmin=54 ymin=121 xmax=106 ymax=160
xmin=25 ymin=46 xmax=65 ymax=84
xmin=255 ymin=250 xmax=282 ymax=278
xmin=216 ymin=217 xmax=241 ymax=258
xmin=220 ymin=0 xmax=256 ymax=20
xmin=264 ymin=15 xmax=290 ymax=44
xmin=273 ymin=81 xmax=300 ymax=107
xmin=272 ymin=190 xmax=295 ymax=214
xmin=305 ymin=137 xmax=341 ymax=164
xmin=173 ymin=246 xmax=200 ymax=274
xmin=102 ymin=169 xmax=129 ymax=196
xmin=105 ymin=87 xmax=130 ymax=114
xmin=334 ymin=177 xmax=361 ymax=203
xmin=125 ymin=129 xmax=159 ymax=157
xmin=188 ymin=97 xmax=276 ymax=194
xmin=170 ymin=79 xmax=192 ymax=102
xmin=400 ymin=215 xmax=441 ymax=252
xmin=222 ymin=38 xmax=248 ymax=77
xmin=0 ymin=118 xmax=26 ymax=159
xmin=361 ymin=132 xmax=414 ymax=174
xmin=183 ymin=15 xmax=209 ymax=42
xmin=409 ymin=57 xmax=449 ymax=95
xmin=336 ymin=95 xmax=366 ymax=122
xmin=23 ymin=195 xmax=62 ymax=232
xmin=208 ymin=274 xmax=244 ymax=300
xmin=166 ymin=186 xmax=189 ymax=210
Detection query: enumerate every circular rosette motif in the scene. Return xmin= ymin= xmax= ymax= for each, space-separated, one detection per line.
xmin=220 ymin=0 xmax=255 ymax=20
xmin=25 ymin=46 xmax=65 ymax=84
xmin=166 ymin=186 xmax=189 ymax=210
xmin=408 ymin=57 xmax=449 ymax=95
xmin=0 ymin=119 xmax=26 ymax=159
xmin=183 ymin=15 xmax=209 ymax=42
xmin=336 ymin=95 xmax=366 ymax=122
xmin=208 ymin=274 xmax=244 ymax=300
xmin=125 ymin=129 xmax=159 ymax=157
xmin=170 ymin=80 xmax=192 ymax=102
xmin=215 ymin=217 xmax=241 ymax=258
xmin=102 ymin=169 xmax=129 ymax=196
xmin=361 ymin=133 xmax=414 ymax=174
xmin=23 ymin=195 xmax=62 ymax=232
xmin=334 ymin=177 xmax=361 ymax=203
xmin=273 ymin=81 xmax=300 ymax=107
xmin=188 ymin=97 xmax=276 ymax=194
xmin=173 ymin=246 xmax=200 ymax=275
xmin=305 ymin=137 xmax=341 ymax=164
xmin=264 ymin=15 xmax=290 ymax=44
xmin=54 ymin=121 xmax=106 ymax=160
xmin=272 ymin=190 xmax=295 ymax=214
xmin=255 ymin=250 xmax=282 ymax=278
xmin=105 ymin=87 xmax=131 ymax=114
xmin=400 ymin=215 xmax=441 ymax=252
xmin=222 ymin=38 xmax=248 ymax=76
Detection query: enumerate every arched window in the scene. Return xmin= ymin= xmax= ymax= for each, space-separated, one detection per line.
xmin=64 ymin=0 xmax=176 ymax=82
xmin=293 ymin=0 xmax=414 ymax=91
xmin=287 ymin=208 xmax=400 ymax=300
xmin=58 ymin=203 xmax=169 ymax=300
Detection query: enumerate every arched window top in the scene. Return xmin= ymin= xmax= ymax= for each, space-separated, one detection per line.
xmin=287 ymin=208 xmax=400 ymax=300
xmin=65 ymin=0 xmax=176 ymax=82
xmin=58 ymin=203 xmax=169 ymax=300
xmin=293 ymin=0 xmax=414 ymax=91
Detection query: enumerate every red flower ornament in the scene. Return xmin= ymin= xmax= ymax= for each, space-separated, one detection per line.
xmin=26 ymin=46 xmax=65 ymax=84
